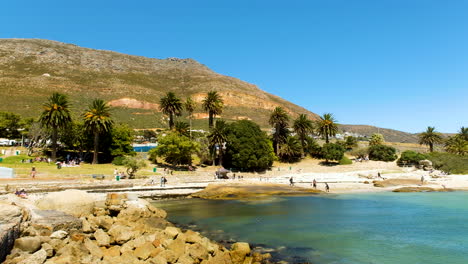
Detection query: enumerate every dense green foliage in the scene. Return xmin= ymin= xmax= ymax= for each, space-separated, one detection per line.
xmin=427 ymin=152 xmax=468 ymax=174
xmin=223 ymin=120 xmax=275 ymax=171
xmin=368 ymin=144 xmax=397 ymax=161
xmin=0 ymin=112 xmax=22 ymax=139
xmin=207 ymin=120 xmax=229 ymax=166
xmin=149 ymin=133 xmax=199 ymax=166
xmin=339 ymin=156 xmax=353 ymax=165
xmin=304 ymin=136 xmax=323 ymax=158
xmin=316 ymin=113 xmax=338 ymax=143
xmin=397 ymin=150 xmax=428 ymax=166
xmin=293 ymin=114 xmax=314 ymax=157
xmin=322 ymin=143 xmax=345 ymax=162
xmin=445 ymin=135 xmax=468 ymax=156
xmin=279 ymin=136 xmax=302 ymax=163
xmin=369 ymin=133 xmax=385 ymax=146
xmin=418 ymin=126 xmax=443 ymax=152
xmin=109 ymin=124 xmax=136 ymax=157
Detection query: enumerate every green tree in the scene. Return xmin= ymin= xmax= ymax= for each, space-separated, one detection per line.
xmin=418 ymin=126 xmax=443 ymax=152
xmin=174 ymin=121 xmax=190 ymax=138
xmin=207 ymin=120 xmax=229 ymax=166
xmin=304 ymin=136 xmax=322 ymax=158
xmin=223 ymin=120 xmax=275 ymax=171
xmin=185 ymin=97 xmax=196 ymax=139
xmin=109 ymin=123 xmax=136 ymax=157
xmin=0 ymin=112 xmax=22 ymax=139
xmin=159 ymin=92 xmax=183 ymax=130
xmin=343 ymin=136 xmax=358 ymax=150
xmin=149 ymin=133 xmax=199 ymax=166
xmin=293 ymin=114 xmax=314 ymax=158
xmin=61 ymin=121 xmax=89 ymax=157
xmin=369 ymin=133 xmax=385 ymax=146
xmin=83 ymin=99 xmax=113 ymax=164
xmin=397 ymin=150 xmax=428 ymax=166
xmin=279 ymin=136 xmax=302 ymax=163
xmin=202 ymin=91 xmax=224 ymax=128
xmin=458 ymin=127 xmax=468 ymax=141
xmin=122 ymin=156 xmax=147 ymax=179
xmin=316 ymin=113 xmax=338 ymax=143
xmin=269 ymin=107 xmax=290 ymax=155
xmin=39 ymin=92 xmax=72 ymax=161
xmin=322 ymin=143 xmax=345 ymax=163
xmin=368 ymin=145 xmax=397 ymax=161
xmin=445 ymin=135 xmax=468 ymax=156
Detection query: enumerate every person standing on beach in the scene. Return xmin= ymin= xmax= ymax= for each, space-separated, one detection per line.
xmin=313 ymin=179 xmax=317 ymax=189
xmin=325 ymin=182 xmax=330 ymax=192
xmin=30 ymin=166 xmax=36 ymax=179
xmin=289 ymin=177 xmax=294 ymax=186
xmin=421 ymin=175 xmax=425 ymax=185
xmin=160 ymin=176 xmax=165 ymax=187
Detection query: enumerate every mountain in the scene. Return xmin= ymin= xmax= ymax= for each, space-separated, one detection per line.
xmin=339 ymin=124 xmax=420 ymax=143
xmin=0 ymin=39 xmax=318 ymax=129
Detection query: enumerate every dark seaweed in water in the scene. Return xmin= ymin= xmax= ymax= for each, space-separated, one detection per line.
xmin=170 ymin=220 xmax=313 ymax=264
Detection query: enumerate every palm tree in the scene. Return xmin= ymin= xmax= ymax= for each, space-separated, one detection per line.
xmin=159 ymin=92 xmax=183 ymax=130
xmin=445 ymin=135 xmax=468 ymax=155
xmin=202 ymin=91 xmax=224 ymax=128
xmin=185 ymin=97 xmax=196 ymax=139
xmin=174 ymin=121 xmax=190 ymax=137
xmin=279 ymin=136 xmax=302 ymax=163
xmin=459 ymin=127 xmax=468 ymax=141
xmin=418 ymin=126 xmax=443 ymax=152
xmin=269 ymin=107 xmax=290 ymax=155
xmin=293 ymin=114 xmax=314 ymax=158
xmin=83 ymin=99 xmax=113 ymax=164
xmin=39 ymin=92 xmax=72 ymax=162
xmin=316 ymin=113 xmax=338 ymax=143
xmin=207 ymin=120 xmax=229 ymax=166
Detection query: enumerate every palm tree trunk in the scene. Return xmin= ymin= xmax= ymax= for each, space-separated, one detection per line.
xmin=325 ymin=134 xmax=329 ymax=144
xmin=429 ymin=143 xmax=433 ymax=152
xmin=92 ymin=131 xmax=99 ymax=164
xmin=300 ymin=136 xmax=305 ymax=158
xmin=169 ymin=114 xmax=174 ymax=130
xmin=189 ymin=115 xmax=192 ymax=140
xmin=219 ymin=148 xmax=223 ymax=167
xmin=51 ymin=126 xmax=58 ymax=162
xmin=208 ymin=112 xmax=213 ymax=128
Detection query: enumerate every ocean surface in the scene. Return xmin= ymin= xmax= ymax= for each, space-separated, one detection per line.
xmin=154 ymin=192 xmax=468 ymax=264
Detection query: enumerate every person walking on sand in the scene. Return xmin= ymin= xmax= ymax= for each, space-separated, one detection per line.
xmin=312 ymin=179 xmax=317 ymax=189
xmin=421 ymin=175 xmax=425 ymax=185
xmin=325 ymin=182 xmax=330 ymax=192
xmin=160 ymin=176 xmax=165 ymax=187
xmin=30 ymin=166 xmax=36 ymax=179
xmin=289 ymin=177 xmax=294 ymax=186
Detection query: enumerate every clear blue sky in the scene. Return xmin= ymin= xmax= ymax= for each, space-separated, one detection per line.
xmin=2 ymin=0 xmax=467 ymax=133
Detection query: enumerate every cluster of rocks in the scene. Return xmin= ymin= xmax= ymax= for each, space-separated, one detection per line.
xmin=2 ymin=191 xmax=273 ymax=264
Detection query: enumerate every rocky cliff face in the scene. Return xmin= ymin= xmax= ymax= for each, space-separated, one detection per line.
xmin=0 ymin=39 xmax=318 ymax=129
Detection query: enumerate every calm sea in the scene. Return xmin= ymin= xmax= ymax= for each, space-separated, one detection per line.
xmin=154 ymin=192 xmax=468 ymax=264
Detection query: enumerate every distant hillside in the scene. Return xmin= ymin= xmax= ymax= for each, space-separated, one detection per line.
xmin=0 ymin=39 xmax=319 ymax=129
xmin=339 ymin=124 xmax=420 ymax=143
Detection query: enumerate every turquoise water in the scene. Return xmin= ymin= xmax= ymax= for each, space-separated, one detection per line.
xmin=154 ymin=192 xmax=468 ymax=264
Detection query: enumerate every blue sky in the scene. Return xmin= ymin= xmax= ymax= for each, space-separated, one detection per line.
xmin=2 ymin=0 xmax=467 ymax=133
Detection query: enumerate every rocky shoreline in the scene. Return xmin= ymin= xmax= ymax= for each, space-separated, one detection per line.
xmin=0 ymin=190 xmax=275 ymax=264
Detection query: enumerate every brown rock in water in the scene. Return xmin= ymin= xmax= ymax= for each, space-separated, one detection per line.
xmin=185 ymin=230 xmax=203 ymax=244
xmin=187 ymin=242 xmax=209 ymax=260
xmin=163 ymin=226 xmax=180 ymax=239
xmin=230 ymin=242 xmax=251 ymax=264
xmin=204 ymin=251 xmax=233 ymax=264
xmin=14 ymin=236 xmax=42 ymax=253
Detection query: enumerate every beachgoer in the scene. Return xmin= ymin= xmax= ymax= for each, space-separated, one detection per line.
xmin=421 ymin=175 xmax=425 ymax=185
xmin=113 ymin=168 xmax=118 ymax=177
xmin=289 ymin=177 xmax=294 ymax=186
xmin=325 ymin=182 xmax=330 ymax=192
xmin=313 ymin=179 xmax=317 ymax=189
xmin=160 ymin=176 xmax=165 ymax=187
xmin=30 ymin=166 xmax=36 ymax=179
xmin=378 ymin=172 xmax=382 ymax=179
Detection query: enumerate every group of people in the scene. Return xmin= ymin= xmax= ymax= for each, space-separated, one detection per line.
xmin=355 ymin=156 xmax=370 ymax=162
xmin=113 ymin=169 xmax=127 ymax=180
xmin=289 ymin=177 xmax=330 ymax=192
xmin=15 ymin=189 xmax=28 ymax=198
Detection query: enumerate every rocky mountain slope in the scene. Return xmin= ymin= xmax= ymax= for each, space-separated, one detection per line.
xmin=0 ymin=39 xmax=318 ymax=129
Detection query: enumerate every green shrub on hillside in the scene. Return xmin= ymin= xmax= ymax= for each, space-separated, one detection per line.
xmin=349 ymin=147 xmax=368 ymax=159
xmin=368 ymin=145 xmax=397 ymax=162
xmin=397 ymin=150 xmax=428 ymax=166
xmin=322 ymin=143 xmax=345 ymax=163
xmin=427 ymin=152 xmax=468 ymax=174
xmin=339 ymin=156 xmax=353 ymax=165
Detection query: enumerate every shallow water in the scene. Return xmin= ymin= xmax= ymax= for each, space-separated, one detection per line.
xmin=154 ymin=192 xmax=468 ymax=264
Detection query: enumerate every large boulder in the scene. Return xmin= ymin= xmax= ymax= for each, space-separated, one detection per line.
xmin=13 ymin=236 xmax=42 ymax=253
xmin=36 ymin=190 xmax=96 ymax=217
xmin=108 ymin=225 xmax=134 ymax=244
xmin=17 ymin=248 xmax=47 ymax=264
xmin=229 ymin=242 xmax=251 ymax=264
xmin=0 ymin=203 xmax=24 ymax=262
xmin=31 ymin=209 xmax=82 ymax=234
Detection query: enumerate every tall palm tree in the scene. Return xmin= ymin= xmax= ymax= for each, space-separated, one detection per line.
xmin=316 ymin=113 xmax=338 ymax=143
xmin=418 ymin=126 xmax=443 ymax=152
xmin=269 ymin=107 xmax=290 ymax=155
xmin=159 ymin=92 xmax=183 ymax=130
xmin=185 ymin=97 xmax=196 ymax=139
xmin=83 ymin=99 xmax=113 ymax=164
xmin=279 ymin=136 xmax=302 ymax=163
xmin=202 ymin=91 xmax=224 ymax=128
xmin=207 ymin=120 xmax=229 ymax=166
xmin=293 ymin=114 xmax=314 ymax=158
xmin=39 ymin=92 xmax=72 ymax=162
xmin=459 ymin=126 xmax=468 ymax=141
